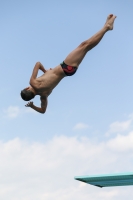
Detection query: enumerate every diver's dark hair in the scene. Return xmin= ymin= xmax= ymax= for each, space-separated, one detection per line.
xmin=20 ymin=89 xmax=35 ymax=101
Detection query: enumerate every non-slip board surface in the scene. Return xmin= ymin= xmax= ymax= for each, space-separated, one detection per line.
xmin=74 ymin=172 xmax=133 ymax=188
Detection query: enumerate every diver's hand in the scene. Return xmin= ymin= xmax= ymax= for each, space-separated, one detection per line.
xmin=25 ymin=101 xmax=33 ymax=107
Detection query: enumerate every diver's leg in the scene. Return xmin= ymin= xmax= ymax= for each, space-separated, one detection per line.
xmin=64 ymin=14 xmax=116 ymax=67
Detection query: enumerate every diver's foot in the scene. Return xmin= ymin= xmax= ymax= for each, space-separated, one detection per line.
xmin=104 ymin=14 xmax=117 ymax=31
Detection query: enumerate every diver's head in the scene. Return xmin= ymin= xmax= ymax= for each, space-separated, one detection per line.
xmin=20 ymin=87 xmax=35 ymax=101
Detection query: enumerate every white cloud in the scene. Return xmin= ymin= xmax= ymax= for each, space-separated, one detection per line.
xmin=99 ymin=190 xmax=119 ymax=198
xmin=2 ymin=106 xmax=36 ymax=119
xmin=106 ymin=119 xmax=132 ymax=136
xmin=0 ymin=135 xmax=133 ymax=200
xmin=3 ymin=106 xmax=20 ymax=119
xmin=107 ymin=131 xmax=133 ymax=152
xmin=73 ymin=123 xmax=89 ymax=130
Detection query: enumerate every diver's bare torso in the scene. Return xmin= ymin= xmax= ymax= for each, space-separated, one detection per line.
xmin=33 ymin=65 xmax=66 ymax=97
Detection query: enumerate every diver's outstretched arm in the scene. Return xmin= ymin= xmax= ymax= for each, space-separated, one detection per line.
xmin=25 ymin=99 xmax=47 ymax=114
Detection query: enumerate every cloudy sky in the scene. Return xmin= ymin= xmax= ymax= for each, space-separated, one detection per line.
xmin=0 ymin=0 xmax=133 ymax=199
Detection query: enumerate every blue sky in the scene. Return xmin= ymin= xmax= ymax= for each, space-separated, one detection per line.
xmin=0 ymin=0 xmax=133 ymax=199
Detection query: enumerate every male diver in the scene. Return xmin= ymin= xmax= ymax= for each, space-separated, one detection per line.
xmin=21 ymin=14 xmax=116 ymax=114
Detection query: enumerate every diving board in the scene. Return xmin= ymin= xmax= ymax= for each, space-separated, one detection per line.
xmin=74 ymin=172 xmax=133 ymax=188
